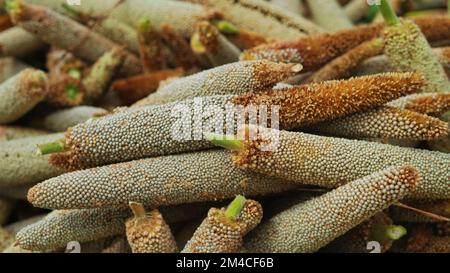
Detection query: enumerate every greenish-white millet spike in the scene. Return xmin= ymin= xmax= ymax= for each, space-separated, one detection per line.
xmin=344 ymin=0 xmax=370 ymax=22
xmin=192 ymin=21 xmax=241 ymax=67
xmin=0 ymin=133 xmax=65 ymax=187
xmin=0 ymin=57 xmax=30 ymax=83
xmin=354 ymin=47 xmax=450 ymax=76
xmin=390 ymin=199 xmax=450 ymax=223
xmin=9 ymin=1 xmax=142 ymax=77
xmin=0 ymin=198 xmax=13 ymax=225
xmin=306 ymin=0 xmax=354 ymax=31
xmin=244 ymin=165 xmax=419 ymax=253
xmin=41 ymin=106 xmax=108 ymax=132
xmin=304 ymin=106 xmax=449 ymax=140
xmin=0 ymin=183 xmax=34 ymax=200
xmin=0 ymin=26 xmax=44 ymax=58
xmin=51 ymin=95 xmax=234 ymax=170
xmin=29 ymin=149 xmax=296 ymax=209
xmin=0 ymin=126 xmax=48 ymax=141
xmin=188 ymin=0 xmax=323 ymax=38
xmin=92 ymin=18 xmax=140 ymax=54
xmin=0 ymin=227 xmax=14 ymax=252
xmin=0 ymin=69 xmax=48 ymax=124
xmin=228 ymin=127 xmax=449 ymax=199
xmin=321 ymin=212 xmax=406 ymax=253
xmin=383 ymin=19 xmax=450 ymax=93
xmin=82 ymin=47 xmax=125 ymax=104
xmin=15 ymin=203 xmax=215 ymax=251
xmin=126 ymin=205 xmax=178 ymax=253
xmin=135 ymin=60 xmax=302 ymax=106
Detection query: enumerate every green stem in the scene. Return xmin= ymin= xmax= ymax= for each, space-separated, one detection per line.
xmin=68 ymin=68 xmax=81 ymax=80
xmin=129 ymin=201 xmax=146 ymax=218
xmin=136 ymin=16 xmax=151 ymax=33
xmin=380 ymin=0 xmax=400 ymax=26
xmin=225 ymin=195 xmax=246 ymax=220
xmin=65 ymin=84 xmax=79 ymax=101
xmin=365 ymin=4 xmax=379 ymax=23
xmin=5 ymin=0 xmax=21 ymax=18
xmin=205 ymin=133 xmax=244 ymax=151
xmin=385 ymin=225 xmax=407 ymax=240
xmin=36 ymin=139 xmax=67 ymax=155
xmin=212 ymin=19 xmax=239 ymax=35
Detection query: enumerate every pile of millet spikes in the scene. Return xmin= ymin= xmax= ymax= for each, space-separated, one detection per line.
xmin=0 ymin=0 xmax=449 ymax=253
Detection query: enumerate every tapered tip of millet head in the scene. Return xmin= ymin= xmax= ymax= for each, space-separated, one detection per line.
xmin=225 ymin=195 xmax=247 ymax=220
xmin=386 ymin=225 xmax=407 ymax=240
xmin=204 ymin=133 xmax=245 ymax=151
xmin=128 ymin=201 xmax=147 ymax=218
xmin=380 ymin=0 xmax=401 ymax=26
xmin=397 ymin=165 xmax=420 ymax=188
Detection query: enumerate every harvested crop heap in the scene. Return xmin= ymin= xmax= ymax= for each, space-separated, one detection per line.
xmin=0 ymin=0 xmax=449 ymax=254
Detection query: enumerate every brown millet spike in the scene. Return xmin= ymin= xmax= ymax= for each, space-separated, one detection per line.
xmin=388 ymin=93 xmax=450 ymax=117
xmin=233 ymin=72 xmax=425 ymax=129
xmin=111 ymin=68 xmax=184 ymax=105
xmin=240 ymin=16 xmax=450 ymax=70
xmin=305 ymin=106 xmax=449 ymax=140
xmin=125 ymin=204 xmax=178 ymax=253
xmin=305 ymin=38 xmax=385 ymax=83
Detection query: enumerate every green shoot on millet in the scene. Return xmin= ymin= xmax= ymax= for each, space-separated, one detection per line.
xmin=205 ymin=133 xmax=244 ymax=151
xmin=380 ymin=0 xmax=400 ymax=26
xmin=225 ymin=195 xmax=246 ymax=220
xmin=65 ymin=84 xmax=79 ymax=101
xmin=36 ymin=139 xmax=67 ymax=156
xmin=68 ymin=68 xmax=81 ymax=80
xmin=385 ymin=225 xmax=407 ymax=240
xmin=212 ymin=19 xmax=239 ymax=35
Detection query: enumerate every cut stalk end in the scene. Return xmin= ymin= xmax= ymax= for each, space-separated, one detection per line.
xmin=65 ymin=84 xmax=79 ymax=101
xmin=190 ymin=33 xmax=206 ymax=53
xmin=225 ymin=195 xmax=246 ymax=220
xmin=68 ymin=68 xmax=81 ymax=80
xmin=137 ymin=16 xmax=152 ymax=33
xmin=129 ymin=201 xmax=146 ymax=218
xmin=385 ymin=225 xmax=407 ymax=240
xmin=36 ymin=139 xmax=67 ymax=155
xmin=380 ymin=0 xmax=400 ymax=26
xmin=212 ymin=20 xmax=239 ymax=35
xmin=205 ymin=133 xmax=244 ymax=151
